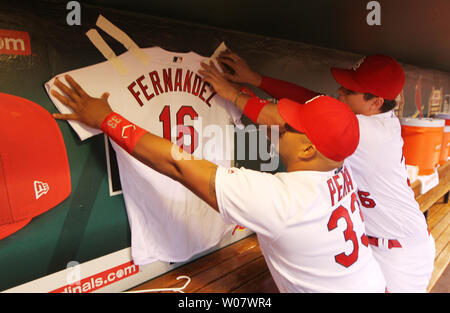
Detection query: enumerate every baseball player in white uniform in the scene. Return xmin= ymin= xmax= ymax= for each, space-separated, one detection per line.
xmin=213 ymin=50 xmax=436 ymax=292
xmin=50 ymin=71 xmax=386 ymax=292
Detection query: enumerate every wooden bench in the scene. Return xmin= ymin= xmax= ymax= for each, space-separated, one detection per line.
xmin=129 ymin=233 xmax=278 ymax=293
xmin=129 ymin=161 xmax=450 ymax=293
xmin=426 ymin=196 xmax=449 ymax=292
xmin=410 ymin=161 xmax=450 ymax=292
xmin=412 ymin=161 xmax=450 ymax=214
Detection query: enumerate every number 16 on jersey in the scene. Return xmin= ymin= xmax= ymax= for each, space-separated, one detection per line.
xmin=159 ymin=105 xmax=199 ymax=154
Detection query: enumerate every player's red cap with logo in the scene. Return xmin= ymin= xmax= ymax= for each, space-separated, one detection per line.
xmin=330 ymin=54 xmax=405 ymax=100
xmin=0 ymin=93 xmax=71 ymax=240
xmin=278 ymin=95 xmax=359 ymax=162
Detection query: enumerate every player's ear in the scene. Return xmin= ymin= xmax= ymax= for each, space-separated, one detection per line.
xmin=370 ymin=97 xmax=384 ymax=112
xmin=298 ymin=142 xmax=317 ymax=160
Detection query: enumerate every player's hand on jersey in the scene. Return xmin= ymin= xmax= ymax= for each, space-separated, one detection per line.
xmin=217 ymin=49 xmax=262 ymax=86
xmin=51 ymin=75 xmax=113 ymax=129
xmin=199 ymin=60 xmax=241 ymax=102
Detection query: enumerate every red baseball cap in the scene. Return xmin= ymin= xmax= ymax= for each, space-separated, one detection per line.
xmin=331 ymin=55 xmax=405 ymax=100
xmin=278 ymin=95 xmax=360 ymax=162
xmin=0 ymin=93 xmax=71 ymax=240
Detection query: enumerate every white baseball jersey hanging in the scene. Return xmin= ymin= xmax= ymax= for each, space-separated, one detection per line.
xmin=45 ymin=15 xmax=243 ymax=265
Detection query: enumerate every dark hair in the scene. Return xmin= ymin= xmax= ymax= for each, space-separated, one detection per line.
xmin=363 ymin=93 xmax=397 ymax=113
xmin=284 ymin=123 xmax=302 ymax=134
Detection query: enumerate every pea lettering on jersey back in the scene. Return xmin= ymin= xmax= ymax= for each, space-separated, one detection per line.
xmin=127 ymin=68 xmax=216 ymax=107
xmin=327 ymin=166 xmax=355 ymax=206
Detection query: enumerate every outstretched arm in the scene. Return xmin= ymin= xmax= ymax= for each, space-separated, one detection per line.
xmin=51 ymin=75 xmax=221 ymax=212
xmin=258 ymin=75 xmax=320 ymax=104
xmin=198 ymin=60 xmax=286 ymax=129
xmin=217 ymin=49 xmax=320 ymax=103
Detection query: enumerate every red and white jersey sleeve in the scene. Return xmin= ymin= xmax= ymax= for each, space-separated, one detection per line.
xmin=215 ymin=165 xmax=386 ymax=293
xmin=347 ymin=111 xmax=429 ymax=240
xmin=45 ymin=47 xmax=243 ymax=264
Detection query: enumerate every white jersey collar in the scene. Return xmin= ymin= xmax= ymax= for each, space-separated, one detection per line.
xmin=367 ymin=109 xmax=396 ymax=119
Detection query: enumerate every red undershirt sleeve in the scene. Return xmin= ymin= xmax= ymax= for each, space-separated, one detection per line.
xmin=259 ymin=75 xmax=320 ymax=103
